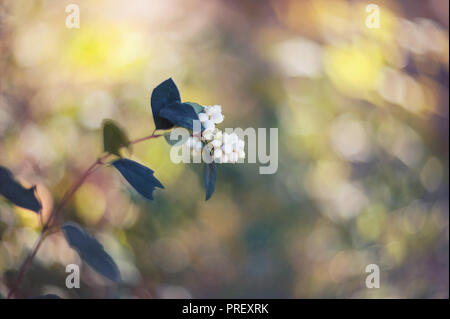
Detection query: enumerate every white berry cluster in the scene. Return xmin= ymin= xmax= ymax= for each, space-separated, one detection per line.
xmin=184 ymin=105 xmax=245 ymax=163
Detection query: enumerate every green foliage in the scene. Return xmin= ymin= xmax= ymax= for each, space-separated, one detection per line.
xmin=1 ymin=78 xmax=226 ymax=298
xmin=204 ymin=162 xmax=217 ymax=201
xmin=184 ymin=101 xmax=205 ymax=114
xmin=112 ymin=158 xmax=164 ymax=200
xmin=150 ymin=78 xmax=181 ymax=130
xmin=163 ymin=131 xmax=188 ymax=146
xmin=159 ymin=102 xmax=199 ymax=131
xmin=150 ymin=79 xmax=219 ymax=201
xmin=102 ymin=119 xmax=130 ymax=157
xmin=0 ymin=166 xmax=41 ymax=213
xmin=62 ymin=222 xmax=121 ymax=283
xmin=150 ymin=79 xmax=202 ymax=131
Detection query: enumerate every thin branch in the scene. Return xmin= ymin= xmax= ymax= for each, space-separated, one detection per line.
xmin=7 ymin=133 xmax=161 ymax=298
xmin=6 ymin=232 xmax=45 ymax=299
xmin=129 ymin=133 xmax=162 ymax=145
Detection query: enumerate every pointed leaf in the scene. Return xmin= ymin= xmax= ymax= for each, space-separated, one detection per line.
xmin=159 ymin=102 xmax=199 ymax=131
xmin=62 ymin=222 xmax=121 ymax=282
xmin=150 ymin=78 xmax=181 ymax=130
xmin=184 ymin=102 xmax=205 ymax=114
xmin=102 ymin=119 xmax=130 ymax=157
xmin=163 ymin=131 xmax=189 ymax=146
xmin=112 ymin=158 xmax=164 ymax=200
xmin=204 ymin=162 xmax=217 ymax=201
xmin=0 ymin=166 xmax=41 ymax=213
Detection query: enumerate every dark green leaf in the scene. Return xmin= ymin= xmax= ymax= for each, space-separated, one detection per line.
xmin=150 ymin=78 xmax=181 ymax=130
xmin=184 ymin=102 xmax=204 ymax=114
xmin=204 ymin=162 xmax=217 ymax=201
xmin=159 ymin=102 xmax=199 ymax=131
xmin=163 ymin=131 xmax=189 ymax=146
xmin=62 ymin=222 xmax=121 ymax=282
xmin=0 ymin=166 xmax=41 ymax=213
xmin=112 ymin=158 xmax=164 ymax=200
xmin=102 ymin=119 xmax=130 ymax=157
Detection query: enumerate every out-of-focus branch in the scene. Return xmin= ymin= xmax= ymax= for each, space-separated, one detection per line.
xmin=7 ymin=133 xmax=162 ymax=298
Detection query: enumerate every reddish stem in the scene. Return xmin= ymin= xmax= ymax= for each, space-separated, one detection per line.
xmin=129 ymin=133 xmax=161 ymax=145
xmin=7 ymin=133 xmax=161 ymax=298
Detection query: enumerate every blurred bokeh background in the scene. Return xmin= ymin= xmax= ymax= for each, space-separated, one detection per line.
xmin=0 ymin=0 xmax=448 ymax=298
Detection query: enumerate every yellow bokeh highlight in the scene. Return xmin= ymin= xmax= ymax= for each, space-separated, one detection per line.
xmin=75 ymin=183 xmax=106 ymax=225
xmin=385 ymin=239 xmax=407 ymax=265
xmin=134 ymin=136 xmax=184 ymax=187
xmin=13 ymin=183 xmax=53 ymax=230
xmin=63 ymin=25 xmax=146 ymax=80
xmin=324 ymin=40 xmax=384 ymax=97
xmin=357 ymin=204 xmax=387 ymax=240
xmin=15 ymin=206 xmax=40 ymax=230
